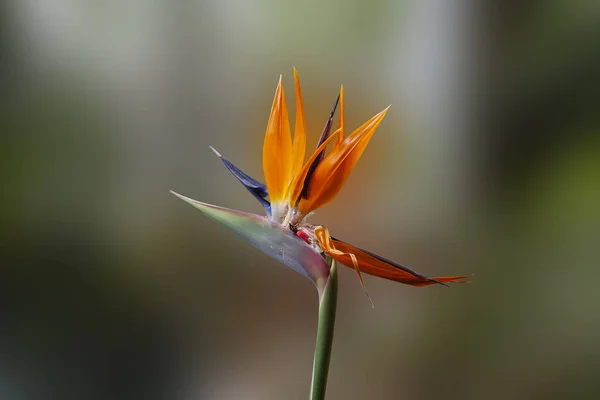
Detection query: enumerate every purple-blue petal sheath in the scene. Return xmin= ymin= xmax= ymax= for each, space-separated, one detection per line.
xmin=300 ymin=95 xmax=340 ymax=199
xmin=210 ymin=146 xmax=271 ymax=215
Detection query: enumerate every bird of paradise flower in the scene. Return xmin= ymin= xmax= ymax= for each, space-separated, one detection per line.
xmin=172 ymin=68 xmax=469 ymax=399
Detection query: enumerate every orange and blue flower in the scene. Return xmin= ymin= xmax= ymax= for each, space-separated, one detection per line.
xmin=172 ymin=69 xmax=468 ymax=296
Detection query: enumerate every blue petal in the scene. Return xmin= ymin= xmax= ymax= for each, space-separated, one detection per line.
xmin=300 ymin=94 xmax=340 ymax=199
xmin=210 ymin=146 xmax=271 ymax=216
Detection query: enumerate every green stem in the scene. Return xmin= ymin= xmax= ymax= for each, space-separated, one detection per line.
xmin=310 ymin=259 xmax=338 ymax=400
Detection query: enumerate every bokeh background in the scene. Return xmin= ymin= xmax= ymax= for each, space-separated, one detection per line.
xmin=2 ymin=1 xmax=600 ymax=399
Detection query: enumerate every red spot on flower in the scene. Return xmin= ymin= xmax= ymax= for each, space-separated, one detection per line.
xmin=296 ymin=229 xmax=311 ymax=244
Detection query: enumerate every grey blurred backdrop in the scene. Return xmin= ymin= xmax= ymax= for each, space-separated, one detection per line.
xmin=2 ymin=1 xmax=600 ymax=399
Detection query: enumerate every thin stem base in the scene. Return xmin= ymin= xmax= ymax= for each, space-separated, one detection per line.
xmin=310 ymin=259 xmax=338 ymax=400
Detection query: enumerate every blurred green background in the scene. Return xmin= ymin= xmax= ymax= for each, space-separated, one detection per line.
xmin=2 ymin=1 xmax=600 ymax=399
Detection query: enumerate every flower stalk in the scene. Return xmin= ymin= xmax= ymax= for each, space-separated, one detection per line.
xmin=172 ymin=69 xmax=470 ymax=400
xmin=310 ymin=258 xmax=338 ymax=400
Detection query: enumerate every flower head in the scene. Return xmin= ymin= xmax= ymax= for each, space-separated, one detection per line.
xmin=262 ymin=70 xmax=390 ymax=226
xmin=173 ymin=69 xmax=468 ymax=298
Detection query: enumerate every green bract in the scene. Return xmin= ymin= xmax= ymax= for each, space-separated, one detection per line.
xmin=171 ymin=191 xmax=330 ymax=292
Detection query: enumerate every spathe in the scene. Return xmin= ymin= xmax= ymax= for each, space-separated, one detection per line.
xmin=170 ymin=191 xmax=330 ymax=293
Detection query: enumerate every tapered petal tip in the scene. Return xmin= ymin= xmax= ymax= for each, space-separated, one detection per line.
xmin=206 ymin=149 xmax=270 ymax=212
xmin=209 ymin=145 xmax=222 ymax=158
xmin=375 ymin=105 xmax=391 ymax=119
xmin=171 ymin=191 xmax=330 ymax=288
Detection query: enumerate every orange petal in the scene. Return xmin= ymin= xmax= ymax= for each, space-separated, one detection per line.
xmin=291 ymin=68 xmax=306 ymax=178
xmin=288 ymin=128 xmax=342 ymax=208
xmin=314 ymin=226 xmax=469 ymax=287
xmin=262 ymin=76 xmax=293 ymax=202
xmin=297 ymin=106 xmax=390 ymax=214
xmin=314 ymin=226 xmax=373 ymax=305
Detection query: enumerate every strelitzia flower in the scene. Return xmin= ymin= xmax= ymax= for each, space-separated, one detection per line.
xmin=173 ymin=69 xmax=469 ymax=400
xmin=172 ymin=68 xmax=468 ymax=297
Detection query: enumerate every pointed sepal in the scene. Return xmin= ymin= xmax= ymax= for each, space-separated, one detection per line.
xmin=314 ymin=226 xmax=469 ymax=287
